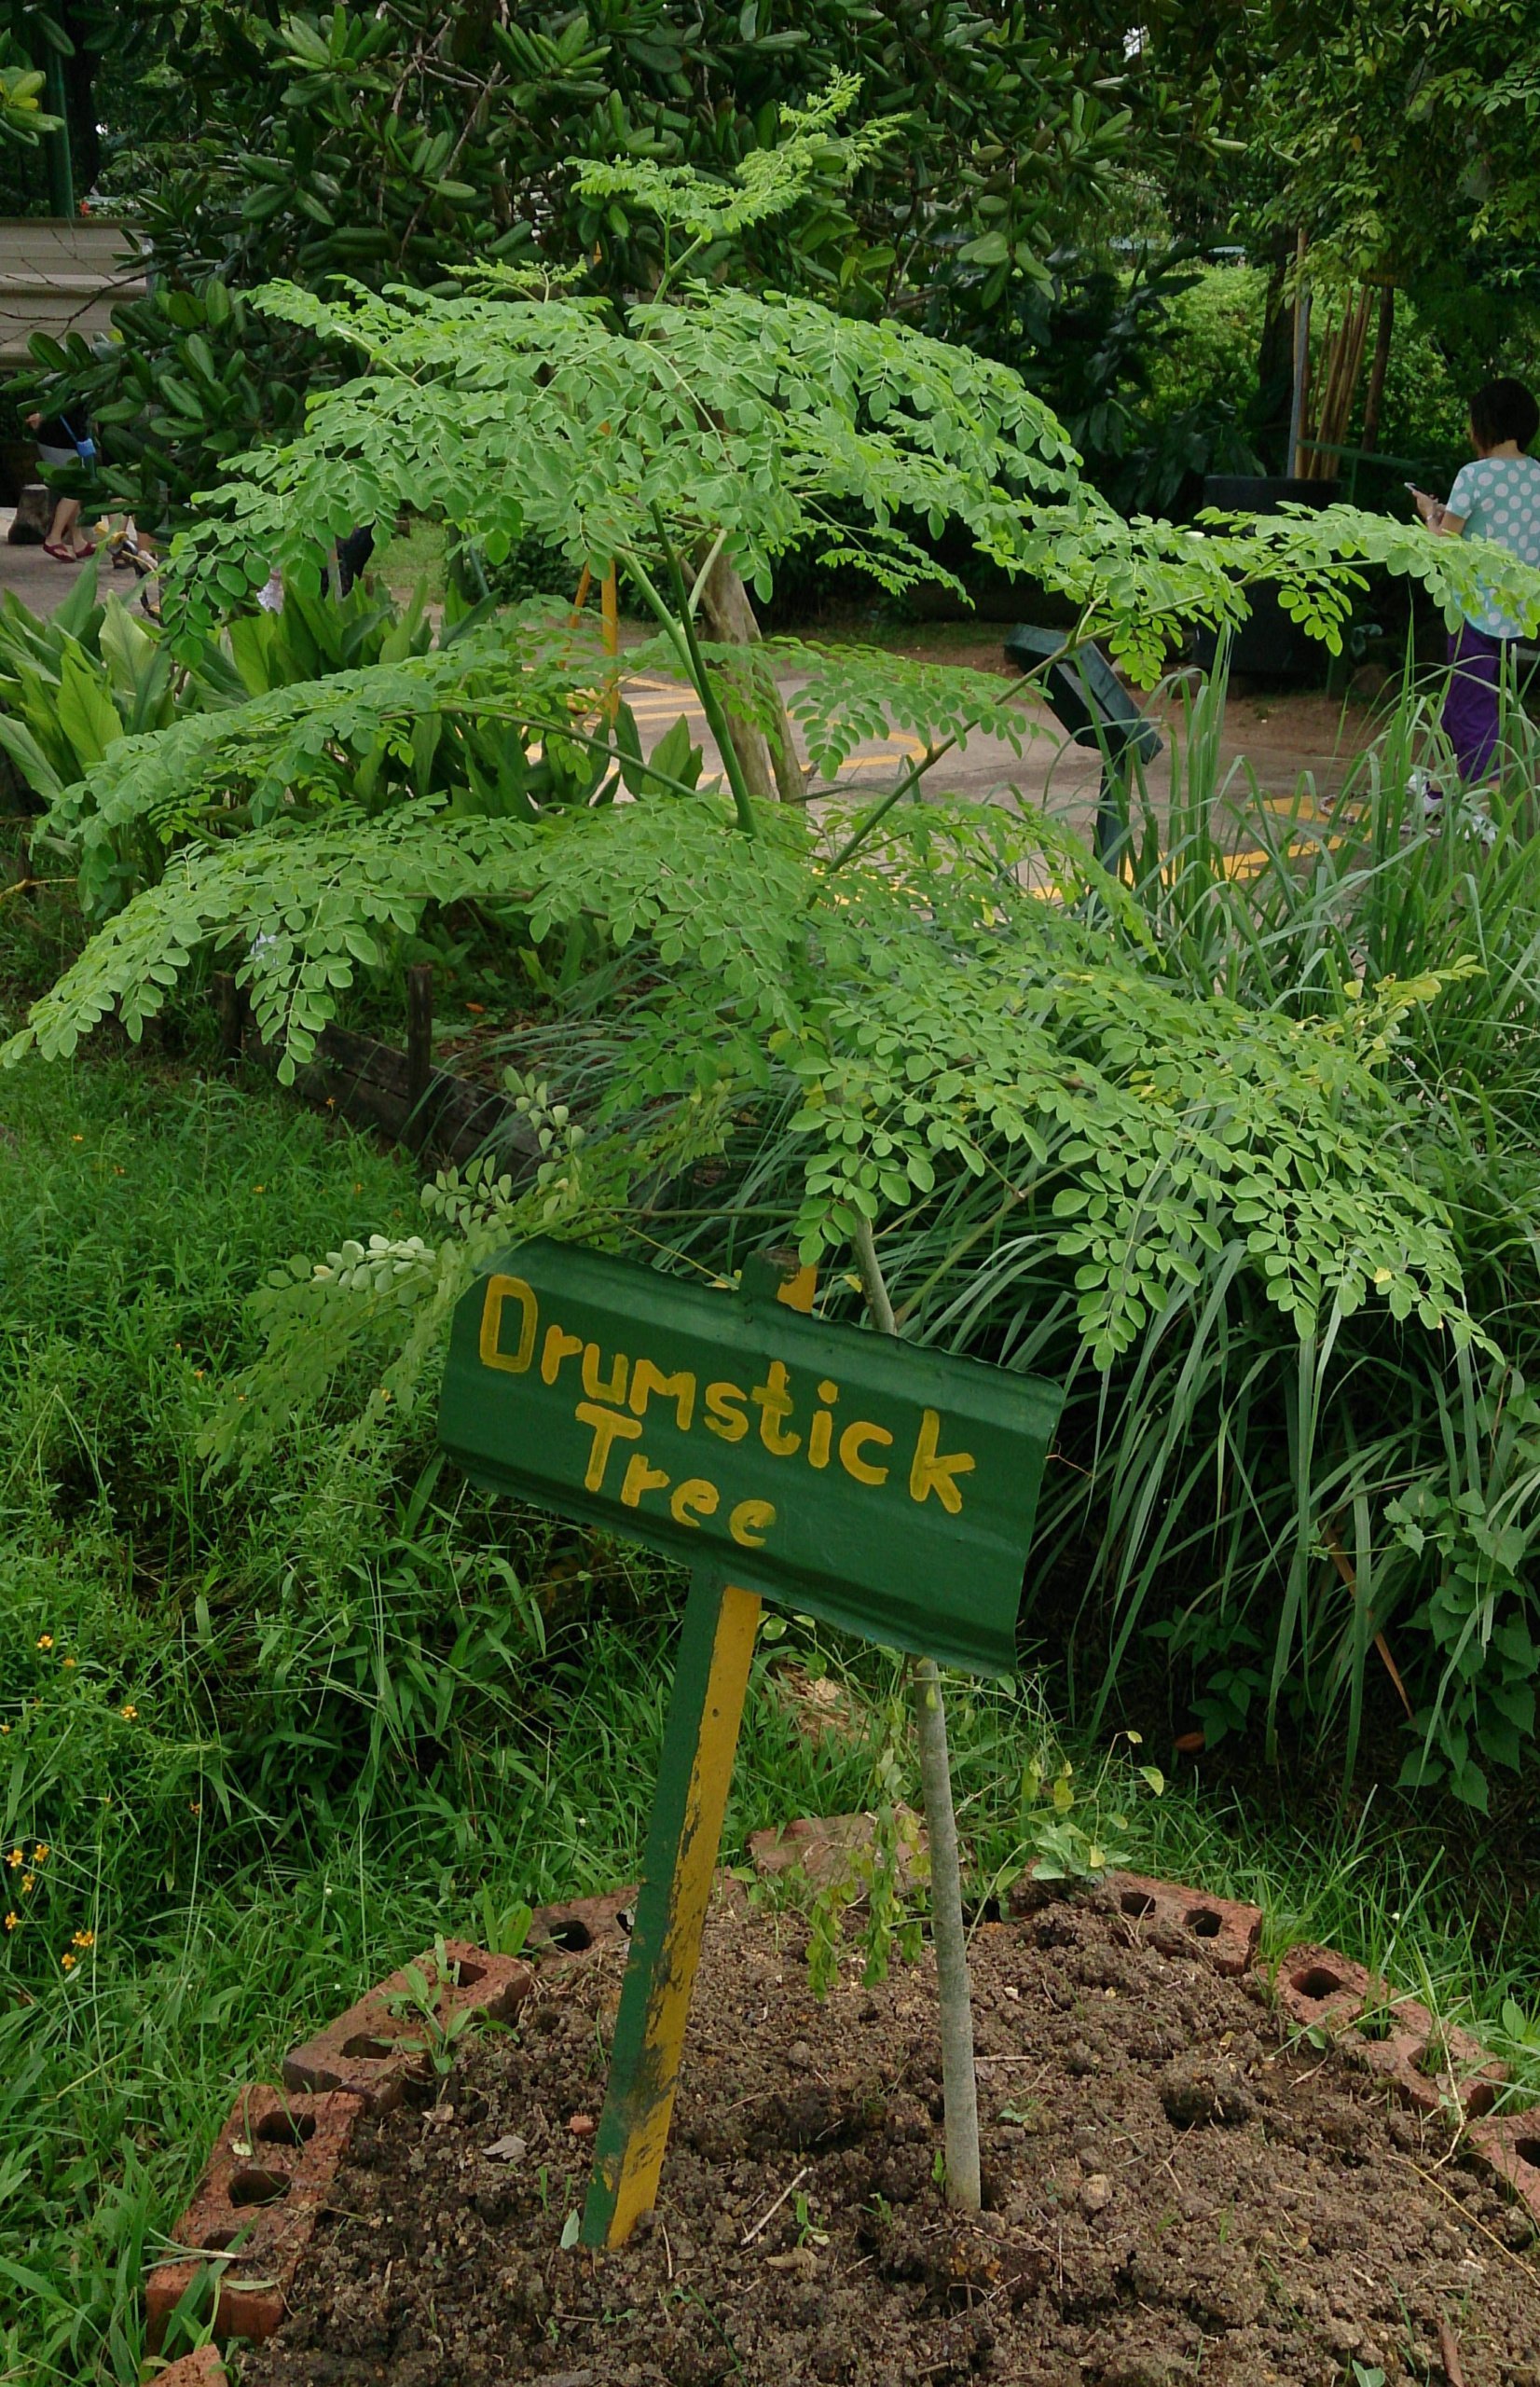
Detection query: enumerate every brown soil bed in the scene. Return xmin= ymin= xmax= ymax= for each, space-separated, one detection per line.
xmin=245 ymin=1887 xmax=1540 ymax=2387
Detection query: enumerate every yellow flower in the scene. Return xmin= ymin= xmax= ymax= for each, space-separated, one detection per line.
xmin=6 ymin=1849 xmax=20 ymax=1870
xmin=119 ymin=1704 xmax=139 ymax=1722
xmin=62 ymin=1657 xmax=76 ymax=1670
xmin=3 ymin=1912 xmax=17 ymax=1932
xmin=32 ymin=1845 xmax=48 ymax=1863
xmin=21 ymin=1874 xmax=34 ymax=1893
xmin=35 ymin=1635 xmax=53 ymax=1651
xmin=71 ymin=1133 xmax=83 ymax=1142
xmin=254 ymin=1184 xmax=265 ymax=1194
xmin=61 ymin=1952 xmax=76 ymax=1971
xmin=71 ymin=1929 xmax=94 ymax=1950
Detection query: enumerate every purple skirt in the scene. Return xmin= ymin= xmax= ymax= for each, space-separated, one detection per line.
xmin=1443 ymin=621 xmax=1510 ymax=786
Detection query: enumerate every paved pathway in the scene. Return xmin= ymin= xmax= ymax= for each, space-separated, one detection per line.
xmin=0 ymin=526 xmax=1381 ymax=869
xmin=619 ymin=659 xmax=1376 ymax=870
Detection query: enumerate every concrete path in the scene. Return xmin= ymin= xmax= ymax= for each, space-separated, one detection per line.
xmin=618 ymin=656 xmax=1380 ymax=868
xmin=0 ymin=521 xmax=1383 ymax=868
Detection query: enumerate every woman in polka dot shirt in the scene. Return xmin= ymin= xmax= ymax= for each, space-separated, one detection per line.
xmin=1411 ymin=376 xmax=1540 ymax=794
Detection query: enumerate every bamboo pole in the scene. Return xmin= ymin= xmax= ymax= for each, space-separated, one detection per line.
xmin=1360 ymin=287 xmax=1396 ymax=457
xmin=1287 ymin=228 xmax=1311 ymax=480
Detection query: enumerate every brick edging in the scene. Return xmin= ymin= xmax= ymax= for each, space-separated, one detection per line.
xmin=143 ymin=1900 xmax=605 ymax=2353
xmin=753 ymin=1820 xmax=1537 ymax=2233
xmin=144 ymin=1853 xmax=1540 ymax=2353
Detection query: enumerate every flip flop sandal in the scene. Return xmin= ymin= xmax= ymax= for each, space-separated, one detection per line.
xmin=42 ymin=541 xmax=79 ymax=560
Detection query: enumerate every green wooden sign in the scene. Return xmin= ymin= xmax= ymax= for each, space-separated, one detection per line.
xmin=439 ymin=1237 xmax=1062 ymax=1676
xmin=438 ymin=1238 xmax=1062 ymax=2249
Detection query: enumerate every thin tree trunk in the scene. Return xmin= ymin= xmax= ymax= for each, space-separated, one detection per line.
xmin=912 ymin=1655 xmax=983 ymax=2210
xmin=696 ymin=549 xmax=804 ymax=804
xmin=1311 ymin=307 xmax=1351 ymax=480
xmin=851 ymin=1213 xmax=982 ymax=2213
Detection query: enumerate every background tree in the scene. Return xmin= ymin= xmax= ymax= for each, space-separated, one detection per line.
xmin=15 ymin=0 xmax=1240 ymax=525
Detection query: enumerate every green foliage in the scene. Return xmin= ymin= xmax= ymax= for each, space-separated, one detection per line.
xmin=0 ymin=40 xmax=60 ymax=148
xmin=21 ymin=274 xmax=309 ymax=530
xmin=1238 ymin=0 xmax=1540 ymax=290
xmin=18 ymin=3 xmax=1177 ymax=525
xmin=1005 ymin=1732 xmax=1164 ymax=1883
xmin=15 ymin=155 xmax=1540 ymax=1837
xmin=1387 ymin=1367 xmax=1540 ymax=1814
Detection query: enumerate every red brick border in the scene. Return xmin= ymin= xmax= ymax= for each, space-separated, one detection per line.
xmin=748 ymin=1809 xmax=928 ymax=1896
xmin=526 ymin=1888 xmax=638 ymax=1963
xmin=144 ymin=2086 xmax=361 ymax=2351
xmin=1468 ymin=2110 xmax=1540 ymax=2230
xmin=144 ymin=1847 xmax=1540 ymax=2361
xmin=1106 ymin=1870 xmax=1262 ymax=1979
xmin=1273 ymin=1942 xmax=1374 ymax=2030
xmin=282 ymin=1938 xmax=531 ymax=2112
xmin=145 ymin=2346 xmax=227 ymax=2387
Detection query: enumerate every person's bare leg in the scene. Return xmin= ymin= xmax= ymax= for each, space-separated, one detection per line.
xmin=47 ymin=496 xmax=83 ymax=552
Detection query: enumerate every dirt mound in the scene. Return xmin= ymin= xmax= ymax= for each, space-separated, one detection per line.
xmin=244 ymin=1888 xmax=1540 ymax=2386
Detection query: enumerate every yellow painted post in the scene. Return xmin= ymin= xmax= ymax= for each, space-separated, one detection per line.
xmin=579 ymin=1564 xmax=762 ymax=2245
xmin=601 ymin=562 xmax=620 ymax=724
xmin=581 ymin=1261 xmax=815 ymax=2246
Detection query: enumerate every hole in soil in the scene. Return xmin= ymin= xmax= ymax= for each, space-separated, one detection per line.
xmin=1184 ymin=1908 xmax=1222 ymax=1939
xmin=341 ymin=2034 xmax=396 ymax=2061
xmin=1291 ymin=1966 xmax=1345 ymax=2001
xmin=453 ymin=1961 xmax=486 ymax=1988
xmin=227 ymin=2168 xmax=293 ymax=2208
xmin=1464 ymin=2081 xmax=1499 ymax=2119
xmin=255 ymin=2109 xmax=317 ymax=2146
xmin=1513 ymin=2138 xmax=1540 ymax=2169
xmin=200 ymin=2228 xmax=238 ymax=2254
xmin=1355 ymin=2009 xmax=1396 ymax=2041
xmin=963 ymin=1898 xmax=1002 ymax=1926
xmin=545 ymin=1920 xmax=594 ymax=1953
xmin=617 ymin=1907 xmax=635 ymax=1936
xmin=1120 ymin=1892 xmax=1157 ymax=1920
xmin=1415 ymin=2038 xmax=1453 ymax=2078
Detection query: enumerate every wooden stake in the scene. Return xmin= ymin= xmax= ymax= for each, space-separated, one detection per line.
xmin=580 ymin=1563 xmax=763 ymax=2246
xmin=913 ymin=1655 xmax=982 ymax=2209
xmin=852 ymin=1214 xmax=982 ymax=2212
xmin=581 ymin=1257 xmax=817 ymax=2247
